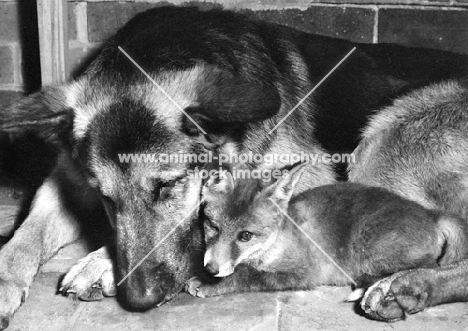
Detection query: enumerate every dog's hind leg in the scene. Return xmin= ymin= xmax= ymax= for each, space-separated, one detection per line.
xmin=361 ymin=259 xmax=468 ymax=322
xmin=0 ymin=162 xmax=103 ymax=330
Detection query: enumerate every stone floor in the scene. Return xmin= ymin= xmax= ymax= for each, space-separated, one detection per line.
xmin=1 ymin=190 xmax=468 ymax=331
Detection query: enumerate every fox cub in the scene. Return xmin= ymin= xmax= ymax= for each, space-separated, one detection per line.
xmin=186 ymin=163 xmax=468 ymax=299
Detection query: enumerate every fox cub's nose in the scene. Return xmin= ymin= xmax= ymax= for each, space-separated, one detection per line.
xmin=205 ymin=263 xmax=219 ymax=276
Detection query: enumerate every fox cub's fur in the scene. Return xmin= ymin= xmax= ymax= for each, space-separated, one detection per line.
xmin=186 ymin=163 xmax=468 ymax=298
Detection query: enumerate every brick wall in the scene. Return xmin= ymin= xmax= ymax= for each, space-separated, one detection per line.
xmin=0 ymin=0 xmax=468 ymax=94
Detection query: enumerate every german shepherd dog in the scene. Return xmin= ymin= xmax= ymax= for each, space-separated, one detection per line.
xmin=0 ymin=5 xmax=467 ymax=329
xmin=186 ymin=163 xmax=468 ymax=313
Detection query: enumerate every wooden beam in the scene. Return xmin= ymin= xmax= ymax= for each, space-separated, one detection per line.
xmin=37 ymin=0 xmax=69 ymax=85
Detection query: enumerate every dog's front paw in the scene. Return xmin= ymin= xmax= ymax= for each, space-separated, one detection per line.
xmin=361 ymin=270 xmax=433 ymax=322
xmin=0 ymin=278 xmax=29 ymax=330
xmin=60 ymin=247 xmax=115 ymax=301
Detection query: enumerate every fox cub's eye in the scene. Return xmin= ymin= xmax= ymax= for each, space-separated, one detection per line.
xmin=238 ymin=231 xmax=253 ymax=242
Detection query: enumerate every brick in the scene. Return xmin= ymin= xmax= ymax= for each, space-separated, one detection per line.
xmin=88 ymin=3 xmax=374 ymax=43
xmin=68 ymin=44 xmax=102 ymax=77
xmin=7 ymin=273 xmax=84 ymax=331
xmin=317 ymin=0 xmax=449 ymax=3
xmin=0 ymin=2 xmax=20 ymax=42
xmin=87 ymin=2 xmax=218 ymax=42
xmin=0 ymin=2 xmax=76 ymax=41
xmin=278 ymin=289 xmax=468 ymax=331
xmin=9 ymin=280 xmax=278 ymax=331
xmin=6 ymin=275 xmax=468 ymax=331
xmin=74 ymin=293 xmax=277 ymax=331
xmin=68 ymin=2 xmax=78 ymax=41
xmin=243 ymin=7 xmax=375 ymax=43
xmin=87 ymin=2 xmax=157 ymax=42
xmin=0 ymin=46 xmax=15 ymax=84
xmin=379 ymin=9 xmax=468 ymax=54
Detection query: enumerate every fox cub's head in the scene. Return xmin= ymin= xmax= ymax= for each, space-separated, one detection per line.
xmin=201 ymin=163 xmax=307 ymax=277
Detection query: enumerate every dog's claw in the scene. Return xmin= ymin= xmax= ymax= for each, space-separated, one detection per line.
xmin=0 ymin=316 xmax=9 ymax=331
xmin=91 ymin=282 xmax=103 ymax=289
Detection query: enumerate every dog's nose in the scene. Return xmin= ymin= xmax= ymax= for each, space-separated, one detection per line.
xmin=121 ymin=275 xmax=166 ymax=310
xmin=128 ymin=286 xmax=165 ymax=310
xmin=205 ymin=263 xmax=219 ymax=275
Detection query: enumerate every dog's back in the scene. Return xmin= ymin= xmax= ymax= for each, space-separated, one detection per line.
xmin=349 ymin=80 xmax=468 ymax=218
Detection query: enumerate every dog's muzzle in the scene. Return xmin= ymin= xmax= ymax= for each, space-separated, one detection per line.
xmin=120 ymin=272 xmax=166 ymax=310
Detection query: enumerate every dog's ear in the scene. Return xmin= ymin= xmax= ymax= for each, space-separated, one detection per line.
xmin=265 ymin=163 xmax=308 ymax=205
xmin=203 ymin=169 xmax=235 ymax=198
xmin=0 ymin=88 xmax=74 ymax=145
xmin=196 ymin=68 xmax=281 ymax=123
xmin=181 ymin=68 xmax=281 ymax=142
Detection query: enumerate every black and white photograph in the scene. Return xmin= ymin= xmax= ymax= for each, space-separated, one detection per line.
xmin=0 ymin=0 xmax=468 ymax=330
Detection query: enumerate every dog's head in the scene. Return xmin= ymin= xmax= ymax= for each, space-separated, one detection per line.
xmin=201 ymin=163 xmax=307 ymax=277
xmin=0 ymin=61 xmax=281 ymax=309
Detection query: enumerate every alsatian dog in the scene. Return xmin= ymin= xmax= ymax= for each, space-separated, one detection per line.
xmin=0 ymin=6 xmax=467 ymax=329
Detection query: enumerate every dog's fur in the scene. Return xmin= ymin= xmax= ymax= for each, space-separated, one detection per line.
xmin=186 ymin=164 xmax=468 ymax=307
xmin=349 ymin=79 xmax=468 ymax=321
xmin=1 ymin=6 xmax=468 ymax=329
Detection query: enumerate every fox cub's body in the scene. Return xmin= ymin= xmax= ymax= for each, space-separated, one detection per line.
xmin=186 ymin=164 xmax=468 ymax=298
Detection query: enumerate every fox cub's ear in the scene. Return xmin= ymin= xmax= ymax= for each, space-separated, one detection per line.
xmin=266 ymin=163 xmax=307 ymax=203
xmin=203 ymin=170 xmax=235 ymax=198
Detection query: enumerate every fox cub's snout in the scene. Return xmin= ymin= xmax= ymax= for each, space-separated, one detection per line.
xmin=201 ymin=165 xmax=306 ymax=277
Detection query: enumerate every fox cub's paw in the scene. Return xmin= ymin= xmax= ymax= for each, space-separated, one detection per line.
xmin=185 ymin=277 xmax=206 ymax=298
xmin=60 ymin=247 xmax=116 ymax=301
xmin=361 ymin=270 xmax=434 ymax=322
xmin=185 ymin=277 xmax=221 ymax=298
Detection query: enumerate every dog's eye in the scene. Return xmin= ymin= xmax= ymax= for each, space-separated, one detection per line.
xmin=204 ymin=217 xmax=219 ymax=231
xmin=155 ymin=186 xmax=170 ymax=201
xmin=152 ymin=180 xmax=175 ymax=201
xmin=176 ymin=177 xmax=188 ymax=185
xmin=238 ymin=231 xmax=253 ymax=242
xmin=152 ymin=176 xmax=187 ymax=198
xmin=156 ymin=178 xmax=185 ymax=191
xmin=160 ymin=180 xmax=176 ymax=188
xmin=208 ymin=223 xmax=219 ymax=232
